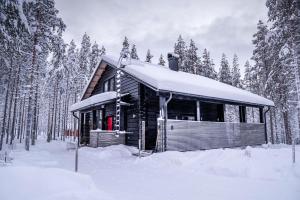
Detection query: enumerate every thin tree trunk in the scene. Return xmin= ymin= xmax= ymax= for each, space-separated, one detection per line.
xmin=0 ymin=72 xmax=11 ymax=150
xmin=9 ymin=63 xmax=21 ymax=145
xmin=283 ymin=111 xmax=292 ymax=144
xmin=270 ymin=108 xmax=274 ymax=144
xmin=6 ymin=76 xmax=15 ymax=144
xmin=47 ymin=99 xmax=52 ymax=143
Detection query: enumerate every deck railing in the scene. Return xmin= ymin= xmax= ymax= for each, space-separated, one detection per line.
xmin=157 ymin=119 xmax=265 ymax=151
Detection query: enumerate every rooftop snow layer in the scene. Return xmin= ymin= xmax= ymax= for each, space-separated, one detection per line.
xmin=70 ymin=91 xmax=117 ymax=112
xmin=99 ymin=55 xmax=273 ymax=106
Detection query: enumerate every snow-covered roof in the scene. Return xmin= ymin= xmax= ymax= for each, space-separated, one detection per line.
xmin=83 ymin=55 xmax=274 ymax=107
xmin=70 ymin=91 xmax=117 ymax=112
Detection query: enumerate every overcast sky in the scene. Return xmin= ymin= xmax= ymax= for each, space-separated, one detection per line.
xmin=56 ymin=0 xmax=268 ymax=74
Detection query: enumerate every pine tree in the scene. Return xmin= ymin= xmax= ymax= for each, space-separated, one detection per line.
xmin=100 ymin=45 xmax=106 ymax=55
xmin=184 ymin=39 xmax=198 ymax=74
xmin=231 ymin=54 xmax=242 ymax=88
xmin=89 ymin=42 xmax=100 ymax=75
xmin=243 ymin=60 xmax=252 ymax=90
xmin=78 ymin=33 xmax=91 ymax=90
xmin=122 ymin=36 xmax=130 ymax=55
xmin=145 ymin=49 xmax=153 ymax=63
xmin=158 ymin=54 xmax=166 ymax=66
xmin=174 ymin=35 xmax=186 ymax=71
xmin=130 ymin=44 xmax=139 ymax=60
xmin=218 ymin=53 xmax=232 ymax=85
xmin=201 ymin=49 xmax=218 ymax=79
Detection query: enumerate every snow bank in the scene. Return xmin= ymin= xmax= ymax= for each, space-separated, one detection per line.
xmin=0 ymin=166 xmax=113 ymax=200
xmin=2 ymin=139 xmax=300 ymax=200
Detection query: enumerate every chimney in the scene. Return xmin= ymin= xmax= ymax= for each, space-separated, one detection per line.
xmin=167 ymin=53 xmax=179 ymax=71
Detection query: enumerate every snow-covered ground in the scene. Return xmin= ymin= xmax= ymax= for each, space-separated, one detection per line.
xmin=1 ymin=138 xmax=300 ymax=200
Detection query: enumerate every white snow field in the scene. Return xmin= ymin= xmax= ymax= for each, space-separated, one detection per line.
xmin=1 ymin=139 xmax=300 ymax=200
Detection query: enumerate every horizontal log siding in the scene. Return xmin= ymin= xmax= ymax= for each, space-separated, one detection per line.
xmin=165 ymin=120 xmax=265 ymax=151
xmin=90 ymin=131 xmax=126 ymax=147
xmin=140 ymin=85 xmax=159 ymax=150
xmin=121 ymin=74 xmax=140 ymax=147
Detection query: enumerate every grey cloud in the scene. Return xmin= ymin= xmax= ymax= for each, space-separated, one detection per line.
xmin=56 ymin=0 xmax=268 ymax=71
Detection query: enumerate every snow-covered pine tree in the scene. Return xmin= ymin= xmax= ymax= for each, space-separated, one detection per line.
xmin=100 ymin=45 xmax=106 ymax=56
xmin=78 ymin=33 xmax=91 ymax=91
xmin=158 ymin=54 xmax=166 ymax=66
xmin=145 ymin=49 xmax=153 ymax=63
xmin=243 ymin=60 xmax=252 ymax=90
xmin=174 ymin=35 xmax=186 ymax=71
xmin=0 ymin=0 xmax=29 ymax=150
xmin=252 ymin=20 xmax=271 ymax=96
xmin=122 ymin=36 xmax=130 ymax=56
xmin=218 ymin=53 xmax=232 ymax=85
xmin=184 ymin=39 xmax=198 ymax=74
xmin=231 ymin=54 xmax=242 ymax=88
xmin=22 ymin=0 xmax=65 ymax=150
xmin=89 ymin=42 xmax=101 ymax=76
xmin=130 ymin=44 xmax=139 ymax=60
xmin=201 ymin=49 xmax=218 ymax=79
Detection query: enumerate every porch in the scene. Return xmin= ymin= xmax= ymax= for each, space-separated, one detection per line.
xmin=155 ymin=94 xmax=267 ymax=151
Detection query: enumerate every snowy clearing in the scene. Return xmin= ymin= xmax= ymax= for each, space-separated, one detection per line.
xmin=1 ymin=139 xmax=300 ymax=200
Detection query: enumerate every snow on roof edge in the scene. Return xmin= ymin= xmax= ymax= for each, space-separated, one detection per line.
xmin=71 ymin=91 xmax=117 ymax=112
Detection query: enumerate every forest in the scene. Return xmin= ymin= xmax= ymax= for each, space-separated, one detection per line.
xmin=0 ymin=0 xmax=299 ymax=151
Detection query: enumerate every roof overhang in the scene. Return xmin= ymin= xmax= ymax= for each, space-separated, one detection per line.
xmin=70 ymin=92 xmax=129 ymax=112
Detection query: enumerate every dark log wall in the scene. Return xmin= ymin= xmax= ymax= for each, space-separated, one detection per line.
xmin=121 ymin=73 xmax=140 ymax=147
xmin=140 ymin=85 xmax=159 ymax=150
xmin=87 ymin=64 xmax=140 ymax=148
xmin=165 ymin=120 xmax=265 ymax=151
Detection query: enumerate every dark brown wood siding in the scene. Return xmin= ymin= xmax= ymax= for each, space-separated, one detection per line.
xmin=121 ymin=73 xmax=140 ymax=147
xmin=140 ymin=85 xmax=159 ymax=150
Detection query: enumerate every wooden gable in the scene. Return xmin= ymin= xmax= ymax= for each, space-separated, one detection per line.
xmin=81 ymin=61 xmax=108 ymax=100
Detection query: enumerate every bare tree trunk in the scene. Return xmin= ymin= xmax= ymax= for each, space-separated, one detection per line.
xmin=283 ymin=111 xmax=292 ymax=144
xmin=17 ymin=96 xmax=24 ymax=140
xmin=9 ymin=63 xmax=21 ymax=145
xmin=25 ymin=34 xmax=38 ymax=151
xmin=6 ymin=76 xmax=15 ymax=144
xmin=57 ymin=92 xmax=62 ymax=140
xmin=0 ymin=71 xmax=11 ymax=150
xmin=270 ymin=108 xmax=274 ymax=144
xmin=52 ymin=79 xmax=58 ymax=140
xmin=47 ymin=99 xmax=52 ymax=143
xmin=31 ymin=83 xmax=39 ymax=145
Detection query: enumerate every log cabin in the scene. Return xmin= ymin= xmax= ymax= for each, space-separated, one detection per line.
xmin=70 ymin=53 xmax=274 ymax=152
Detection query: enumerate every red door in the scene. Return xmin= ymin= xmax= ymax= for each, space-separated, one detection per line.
xmin=107 ymin=116 xmax=113 ymax=131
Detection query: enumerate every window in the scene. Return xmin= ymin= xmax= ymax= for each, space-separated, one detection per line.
xmin=104 ymin=80 xmax=109 ymax=92
xmin=103 ymin=77 xmax=115 ymax=92
xmin=200 ymin=102 xmax=224 ymax=122
xmin=96 ymin=109 xmax=103 ymax=130
xmin=239 ymin=106 xmax=246 ymax=123
xmin=110 ymin=77 xmax=115 ymax=91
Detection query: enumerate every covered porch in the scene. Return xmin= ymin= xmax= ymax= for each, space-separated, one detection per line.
xmin=70 ymin=91 xmax=130 ymax=147
xmin=156 ymin=94 xmax=267 ymax=151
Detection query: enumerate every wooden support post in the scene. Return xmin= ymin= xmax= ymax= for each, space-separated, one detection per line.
xmin=159 ymin=96 xmax=166 ymax=151
xmin=196 ymin=101 xmax=200 ymax=121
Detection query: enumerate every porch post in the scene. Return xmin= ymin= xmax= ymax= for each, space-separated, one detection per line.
xmin=159 ymin=96 xmax=166 ymax=151
xmin=196 ymin=100 xmax=200 ymax=121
